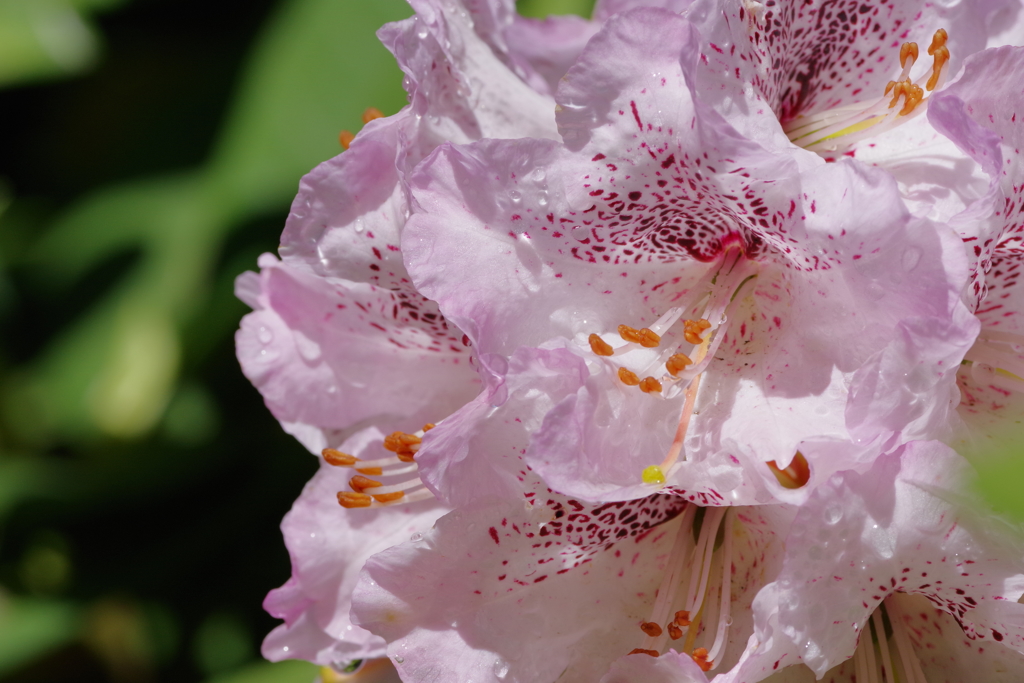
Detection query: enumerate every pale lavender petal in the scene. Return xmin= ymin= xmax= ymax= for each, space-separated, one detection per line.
xmin=236 ymin=255 xmax=480 ymax=451
xmin=262 ymin=427 xmax=449 ymax=666
xmin=772 ymin=441 xmax=1024 ymax=676
xmin=352 ymin=495 xmax=791 ymax=682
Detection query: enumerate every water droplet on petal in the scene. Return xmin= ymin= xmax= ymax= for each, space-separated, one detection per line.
xmin=494 ymin=660 xmax=510 ymax=679
xmin=258 ymin=326 xmax=273 ymax=344
xmin=902 ymin=247 xmax=922 ymax=271
xmin=395 ymin=656 xmax=405 ymax=664
xmin=410 ymin=532 xmax=423 ymax=543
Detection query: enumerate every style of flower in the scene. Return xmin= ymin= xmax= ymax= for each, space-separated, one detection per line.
xmin=401 ymin=6 xmax=973 ymax=509
xmin=718 ymin=440 xmax=1024 ymax=683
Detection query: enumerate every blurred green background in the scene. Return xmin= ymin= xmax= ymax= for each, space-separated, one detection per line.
xmin=0 ymin=0 xmax=592 ymax=681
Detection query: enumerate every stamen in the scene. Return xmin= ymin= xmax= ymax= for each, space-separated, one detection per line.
xmin=899 ymin=41 xmax=919 ymax=69
xmin=338 ymin=492 xmax=372 ymax=508
xmin=339 ymin=130 xmax=355 ymax=150
xmin=673 ymin=610 xmax=691 ymax=628
xmin=639 ymin=377 xmax=663 ymax=394
xmin=323 ymin=448 xmax=358 ymax=466
xmin=589 ymin=333 xmax=615 ymax=356
xmin=767 ymin=451 xmax=810 ymax=489
xmin=666 ymin=353 xmax=693 ymax=376
xmin=705 ymin=509 xmax=734 ymax=669
xmin=886 ymin=598 xmax=928 ymax=683
xmin=667 ymin=622 xmax=683 ymax=640
xmin=618 ymin=325 xmax=643 ymax=343
xmin=872 ymin=609 xmax=896 ymax=683
xmin=628 ymin=648 xmax=659 ymax=657
xmin=684 ymin=507 xmax=726 ymax=623
xmin=618 ymin=367 xmax=641 ymax=386
xmin=372 ymin=491 xmax=405 ymax=504
xmin=640 ymin=622 xmax=663 ymax=637
xmin=691 ymin=647 xmax=712 ymax=672
xmin=639 ymin=505 xmax=697 ymax=653
xmin=349 ymin=475 xmax=383 ymax=492
xmin=784 ymin=29 xmax=949 ymax=153
xmin=362 ymin=107 xmax=384 ymax=123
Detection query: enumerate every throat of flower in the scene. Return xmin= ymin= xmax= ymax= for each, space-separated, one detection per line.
xmin=583 ymin=250 xmax=759 ymax=485
xmin=783 ymin=29 xmax=949 ymax=156
xmin=326 ymin=423 xmax=437 ymax=508
xmin=845 ymin=598 xmax=929 ymax=683
xmin=962 ymin=329 xmax=1024 ymax=393
xmin=629 ymin=506 xmax=734 ymax=672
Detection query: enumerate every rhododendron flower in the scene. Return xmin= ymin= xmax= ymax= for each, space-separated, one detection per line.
xmin=402 ymin=6 xmax=973 ymax=507
xmin=719 ymin=441 xmax=1024 ymax=683
xmin=234 ymin=0 xmax=1024 ymax=681
xmin=351 ymin=480 xmax=793 ymax=682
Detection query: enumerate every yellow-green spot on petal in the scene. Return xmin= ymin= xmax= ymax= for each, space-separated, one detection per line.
xmin=642 ymin=465 xmax=666 ymax=485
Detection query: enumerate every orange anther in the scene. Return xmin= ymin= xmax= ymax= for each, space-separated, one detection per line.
xmin=355 ymin=467 xmax=383 ymax=476
xmin=888 ymin=80 xmax=908 ymax=109
xmin=927 ymin=46 xmax=949 ymax=91
xmin=899 ymin=41 xmax=919 ymax=68
xmin=637 ymin=328 xmax=661 ymax=348
xmin=362 ymin=107 xmax=385 ymax=123
xmin=683 ymin=319 xmax=711 ymax=345
xmin=628 ymin=648 xmax=659 ymax=657
xmin=898 ymin=83 xmax=924 ymax=116
xmin=668 ymin=623 xmax=683 ymax=640
xmin=691 ymin=647 xmax=712 ymax=672
xmin=338 ymin=492 xmax=372 ymax=508
xmin=396 ymin=452 xmax=417 ymax=463
xmin=372 ymin=491 xmax=405 ymax=504
xmin=589 ymin=333 xmax=615 ymax=356
xmin=884 ymin=80 xmax=896 ymax=96
xmin=666 ymin=353 xmax=693 ymax=376
xmin=927 ymin=28 xmax=948 ymax=55
xmin=674 ymin=610 xmax=691 ymax=627
xmin=639 ymin=377 xmax=663 ymax=394
xmin=383 ymin=431 xmax=421 ymax=454
xmin=767 ymin=451 xmax=811 ymax=489
xmin=618 ymin=367 xmax=641 ymax=386
xmin=423 ymin=423 xmax=436 ymax=431
xmin=618 ymin=325 xmax=643 ymax=343
xmin=349 ymin=475 xmax=383 ymax=492
xmin=322 ymin=448 xmax=358 ymax=467
xmin=339 ymin=130 xmax=355 ymax=150
xmin=640 ymin=622 xmax=663 ymax=637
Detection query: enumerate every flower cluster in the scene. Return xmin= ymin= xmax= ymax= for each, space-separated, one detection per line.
xmin=236 ymin=0 xmax=1024 ymax=681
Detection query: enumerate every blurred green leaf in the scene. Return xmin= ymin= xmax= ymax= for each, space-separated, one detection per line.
xmin=0 ymin=0 xmax=128 ymax=87
xmin=975 ymin=445 xmax=1024 ymax=520
xmin=5 ymin=0 xmax=413 ymax=445
xmin=0 ymin=594 xmax=81 ymax=674
xmin=517 ymin=0 xmax=594 ymax=18
xmin=204 ymin=659 xmax=319 ymax=683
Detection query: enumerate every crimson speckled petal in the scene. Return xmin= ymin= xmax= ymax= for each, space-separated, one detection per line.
xmin=724 ymin=441 xmax=1024 ymax=680
xmin=352 ymin=492 xmax=793 ymax=683
xmin=404 ymin=8 xmax=974 ymax=505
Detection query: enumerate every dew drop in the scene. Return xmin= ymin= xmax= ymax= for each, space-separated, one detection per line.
xmin=902 ymin=247 xmax=922 ymax=272
xmin=410 ymin=532 xmax=423 ymax=543
xmin=395 ymin=656 xmax=405 ymax=664
xmin=824 ymin=503 xmax=843 ymax=525
xmin=257 ymin=326 xmax=273 ymax=344
xmin=494 ymin=660 xmax=510 ymax=679
xmin=509 ymin=190 xmax=522 ymax=203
